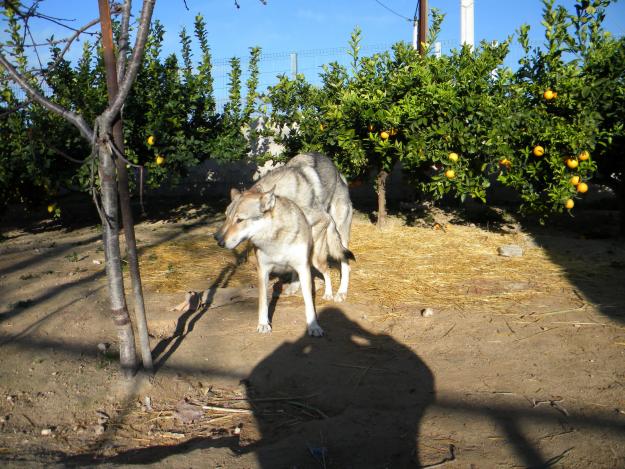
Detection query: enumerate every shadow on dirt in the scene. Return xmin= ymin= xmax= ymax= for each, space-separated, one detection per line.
xmin=3 ymin=307 xmax=625 ymax=468
xmin=151 ymin=247 xmax=249 ymax=370
xmin=241 ymin=306 xmax=435 ymax=467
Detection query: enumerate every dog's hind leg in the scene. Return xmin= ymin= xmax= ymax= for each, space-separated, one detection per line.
xmin=256 ymin=260 xmax=272 ymax=334
xmin=332 ymin=198 xmax=353 ymax=302
xmin=295 ymin=263 xmax=323 ymax=337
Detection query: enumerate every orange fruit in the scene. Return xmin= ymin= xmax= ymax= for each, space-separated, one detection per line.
xmin=147 ymin=135 xmax=155 ymax=146
xmin=380 ymin=131 xmax=390 ymax=140
xmin=47 ymin=204 xmax=56 ymax=213
xmin=319 ymin=123 xmax=324 ymax=131
xmin=156 ymin=155 xmax=166 ymax=166
xmin=566 ymin=158 xmax=579 ymax=169
xmin=578 ymin=150 xmax=590 ymax=161
xmin=543 ymin=89 xmax=556 ymax=100
xmin=577 ymin=182 xmax=588 ymax=193
xmin=448 ymin=152 xmax=459 ymax=162
xmin=570 ymin=175 xmax=580 ymax=186
xmin=445 ymin=169 xmax=455 ymax=179
xmin=533 ymin=145 xmax=545 ymax=157
xmin=565 ymin=199 xmax=574 ymax=209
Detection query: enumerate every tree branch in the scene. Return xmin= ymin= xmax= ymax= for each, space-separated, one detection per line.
xmin=116 ymin=0 xmax=132 ymax=82
xmin=0 ymin=52 xmax=93 ymax=141
xmin=101 ymin=0 xmax=155 ymax=130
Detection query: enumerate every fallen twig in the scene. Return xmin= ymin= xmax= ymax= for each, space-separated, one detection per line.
xmin=514 ymin=327 xmax=558 ymax=342
xmin=202 ymin=405 xmax=252 ymax=414
xmin=440 ymin=323 xmax=456 ymax=338
xmin=532 ymin=398 xmax=569 ymax=417
xmin=541 ymin=447 xmax=574 ymax=468
xmin=211 ymin=393 xmax=319 ymax=403
xmin=288 ymin=401 xmax=328 ymax=419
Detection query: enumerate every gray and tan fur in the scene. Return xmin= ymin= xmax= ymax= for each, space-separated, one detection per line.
xmin=214 ymin=186 xmax=353 ymax=336
xmin=252 ymin=152 xmax=353 ymax=301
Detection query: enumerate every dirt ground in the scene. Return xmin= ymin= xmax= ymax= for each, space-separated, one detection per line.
xmin=1 ymin=198 xmax=624 ymax=468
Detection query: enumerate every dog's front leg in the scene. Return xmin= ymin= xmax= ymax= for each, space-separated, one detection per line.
xmin=295 ymin=264 xmax=324 ymax=337
xmin=256 ymin=261 xmax=272 ymax=333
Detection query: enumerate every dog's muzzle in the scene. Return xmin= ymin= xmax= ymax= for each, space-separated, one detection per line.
xmin=213 ymin=231 xmax=225 ymax=248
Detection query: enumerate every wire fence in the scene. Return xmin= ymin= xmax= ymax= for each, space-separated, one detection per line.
xmin=5 ymin=38 xmax=552 ymax=110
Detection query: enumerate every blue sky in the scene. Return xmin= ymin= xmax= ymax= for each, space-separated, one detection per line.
xmin=4 ymin=0 xmax=625 ymax=101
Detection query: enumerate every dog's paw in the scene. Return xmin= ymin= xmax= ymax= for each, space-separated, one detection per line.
xmin=307 ymin=322 xmax=324 ymax=337
xmin=334 ymin=292 xmax=347 ymax=302
xmin=322 ymin=291 xmax=334 ymax=301
xmin=257 ymin=323 xmax=272 ymax=334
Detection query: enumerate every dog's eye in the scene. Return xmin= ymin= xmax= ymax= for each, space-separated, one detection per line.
xmin=235 ymin=217 xmax=244 ymax=224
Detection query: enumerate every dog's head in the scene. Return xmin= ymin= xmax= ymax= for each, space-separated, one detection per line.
xmin=213 ymin=187 xmax=276 ymax=249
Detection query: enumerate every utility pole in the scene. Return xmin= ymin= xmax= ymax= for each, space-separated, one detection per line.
xmin=290 ymin=52 xmax=298 ymax=79
xmin=460 ymin=0 xmax=475 ymax=49
xmin=417 ymin=0 xmax=428 ymax=55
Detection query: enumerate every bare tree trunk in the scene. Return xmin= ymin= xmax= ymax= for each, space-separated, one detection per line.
xmin=99 ymin=143 xmax=137 ymax=378
xmin=98 ymin=0 xmax=153 ymax=372
xmin=376 ymin=169 xmax=389 ymax=228
xmin=1 ymin=0 xmax=157 ymax=378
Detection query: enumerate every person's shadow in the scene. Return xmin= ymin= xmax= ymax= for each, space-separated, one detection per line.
xmin=243 ymin=307 xmax=435 ymax=468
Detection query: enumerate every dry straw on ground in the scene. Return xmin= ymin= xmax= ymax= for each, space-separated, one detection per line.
xmin=139 ymin=215 xmax=579 ymax=312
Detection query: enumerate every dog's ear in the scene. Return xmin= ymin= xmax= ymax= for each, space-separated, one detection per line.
xmin=259 ymin=188 xmax=276 ymax=212
xmin=230 ymin=188 xmax=241 ymax=201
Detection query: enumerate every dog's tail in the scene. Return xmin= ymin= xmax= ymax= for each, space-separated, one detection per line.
xmin=326 ymin=218 xmax=355 ymax=262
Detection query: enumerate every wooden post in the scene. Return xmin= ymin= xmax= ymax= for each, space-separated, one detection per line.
xmin=418 ymin=0 xmax=428 ymax=56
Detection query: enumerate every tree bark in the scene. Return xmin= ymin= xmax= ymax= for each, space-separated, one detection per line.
xmin=99 ymin=142 xmax=137 ymax=378
xmin=1 ymin=1 xmax=157 ymax=378
xmin=376 ymin=169 xmax=389 ymax=228
xmin=99 ymin=0 xmax=153 ymax=372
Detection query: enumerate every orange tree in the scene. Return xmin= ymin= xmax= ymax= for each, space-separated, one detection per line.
xmin=494 ymin=0 xmax=617 ymax=217
xmin=263 ymin=18 xmax=513 ymax=226
xmin=400 ymin=39 xmax=512 ymax=207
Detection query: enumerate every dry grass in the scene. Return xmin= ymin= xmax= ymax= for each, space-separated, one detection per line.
xmin=138 ymin=214 xmax=579 ymax=311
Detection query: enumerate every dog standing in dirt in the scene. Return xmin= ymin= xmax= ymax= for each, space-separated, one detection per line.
xmin=251 ymin=152 xmax=353 ymax=301
xmin=213 ymin=186 xmax=353 ymax=336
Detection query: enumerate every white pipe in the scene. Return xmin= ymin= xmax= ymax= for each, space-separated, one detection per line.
xmin=460 ymin=0 xmax=475 ymax=49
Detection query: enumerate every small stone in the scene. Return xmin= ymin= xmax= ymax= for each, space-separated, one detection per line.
xmin=421 ymin=308 xmax=435 ymax=318
xmin=498 ymin=244 xmax=524 ymax=257
xmin=92 ymin=259 xmax=102 ymax=265
xmin=97 ymin=343 xmax=110 ymax=353
xmin=41 ymin=428 xmax=53 ymax=436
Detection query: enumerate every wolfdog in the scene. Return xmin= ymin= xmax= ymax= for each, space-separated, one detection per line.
xmin=251 ymin=152 xmax=353 ymax=301
xmin=213 ymin=186 xmax=353 ymax=336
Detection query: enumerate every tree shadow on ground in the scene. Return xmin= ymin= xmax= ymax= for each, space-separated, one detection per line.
xmin=151 ymin=246 xmax=250 ymax=370
xmin=517 ymin=207 xmax=625 ymax=326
